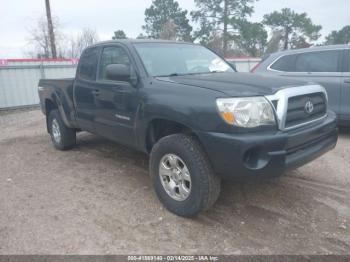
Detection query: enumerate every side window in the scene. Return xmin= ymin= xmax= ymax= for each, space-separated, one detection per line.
xmin=98 ymin=46 xmax=131 ymax=81
xmin=295 ymin=50 xmax=340 ymax=72
xmin=346 ymin=50 xmax=350 ymax=72
xmin=79 ymin=47 xmax=99 ymax=81
xmin=269 ymin=54 xmax=296 ymax=72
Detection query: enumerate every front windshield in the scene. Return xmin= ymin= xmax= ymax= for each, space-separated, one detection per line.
xmin=133 ymin=43 xmax=234 ymax=77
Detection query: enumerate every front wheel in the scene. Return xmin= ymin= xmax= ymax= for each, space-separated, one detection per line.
xmin=48 ymin=109 xmax=76 ymax=150
xmin=150 ymin=134 xmax=221 ymax=217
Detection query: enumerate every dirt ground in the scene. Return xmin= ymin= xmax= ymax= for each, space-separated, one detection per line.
xmin=0 ymin=109 xmax=349 ymax=255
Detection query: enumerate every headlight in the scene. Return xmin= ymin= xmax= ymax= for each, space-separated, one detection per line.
xmin=216 ymin=97 xmax=275 ymax=128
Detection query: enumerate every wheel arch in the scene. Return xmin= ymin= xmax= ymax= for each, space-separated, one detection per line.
xmin=144 ymin=118 xmax=201 ymax=154
xmin=44 ymin=90 xmax=75 ymax=131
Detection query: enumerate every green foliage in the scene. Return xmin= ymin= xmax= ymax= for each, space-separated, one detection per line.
xmin=290 ymin=34 xmax=312 ymax=49
xmin=112 ymin=30 xmax=127 ymax=39
xmin=191 ymin=0 xmax=257 ymax=55
xmin=263 ymin=8 xmax=322 ymax=50
xmin=143 ymin=0 xmax=192 ymax=41
xmin=136 ymin=33 xmax=148 ymax=39
xmin=325 ymin=26 xmax=350 ymax=45
xmin=233 ymin=21 xmax=267 ymax=57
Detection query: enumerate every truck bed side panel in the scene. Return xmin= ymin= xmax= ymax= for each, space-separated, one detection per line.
xmin=38 ymin=78 xmax=78 ymax=128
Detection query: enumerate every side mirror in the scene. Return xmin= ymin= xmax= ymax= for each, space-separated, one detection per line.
xmin=105 ymin=64 xmax=131 ymax=82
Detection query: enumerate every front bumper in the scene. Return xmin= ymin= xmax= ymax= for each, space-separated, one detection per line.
xmin=197 ymin=111 xmax=338 ymax=180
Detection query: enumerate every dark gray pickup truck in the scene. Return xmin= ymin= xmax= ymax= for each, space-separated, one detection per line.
xmin=38 ymin=40 xmax=338 ymax=217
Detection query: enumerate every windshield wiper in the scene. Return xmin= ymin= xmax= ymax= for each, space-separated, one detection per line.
xmin=155 ymin=73 xmax=181 ymax=77
xmin=155 ymin=71 xmax=225 ymax=77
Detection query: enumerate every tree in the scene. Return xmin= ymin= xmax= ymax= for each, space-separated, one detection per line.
xmin=27 ymin=16 xmax=62 ymax=58
xmin=159 ymin=19 xmax=177 ymax=40
xmin=27 ymin=16 xmax=98 ymax=59
xmin=45 ymin=0 xmax=57 ymax=58
xmin=143 ymin=0 xmax=192 ymax=41
xmin=263 ymin=8 xmax=322 ymax=50
xmin=233 ymin=21 xmax=267 ymax=57
xmin=191 ymin=0 xmax=257 ymax=56
xmin=265 ymin=29 xmax=284 ymax=54
xmin=206 ymin=31 xmax=224 ymax=55
xmin=290 ymin=34 xmax=312 ymax=49
xmin=325 ymin=26 xmax=350 ymax=45
xmin=136 ymin=33 xmax=148 ymax=39
xmin=67 ymin=28 xmax=99 ymax=58
xmin=112 ymin=30 xmax=127 ymax=39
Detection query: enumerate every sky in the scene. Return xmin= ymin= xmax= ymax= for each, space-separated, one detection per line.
xmin=0 ymin=0 xmax=349 ymax=58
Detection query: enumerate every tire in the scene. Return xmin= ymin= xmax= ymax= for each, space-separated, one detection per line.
xmin=48 ymin=109 xmax=76 ymax=150
xmin=150 ymin=134 xmax=221 ymax=217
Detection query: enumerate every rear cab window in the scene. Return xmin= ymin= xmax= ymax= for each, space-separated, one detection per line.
xmin=78 ymin=47 xmax=100 ymax=81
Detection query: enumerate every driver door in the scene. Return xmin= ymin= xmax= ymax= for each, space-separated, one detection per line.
xmin=93 ymin=45 xmax=138 ymax=147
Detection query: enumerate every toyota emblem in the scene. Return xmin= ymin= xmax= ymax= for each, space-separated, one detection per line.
xmin=304 ymin=100 xmax=314 ymax=114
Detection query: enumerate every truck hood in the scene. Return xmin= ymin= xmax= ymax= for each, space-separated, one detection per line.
xmin=156 ymin=72 xmax=308 ymax=97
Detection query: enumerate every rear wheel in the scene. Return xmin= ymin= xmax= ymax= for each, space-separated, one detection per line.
xmin=150 ymin=134 xmax=221 ymax=217
xmin=48 ymin=109 xmax=76 ymax=150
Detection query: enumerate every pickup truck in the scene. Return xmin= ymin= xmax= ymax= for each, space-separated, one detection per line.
xmin=38 ymin=40 xmax=338 ymax=217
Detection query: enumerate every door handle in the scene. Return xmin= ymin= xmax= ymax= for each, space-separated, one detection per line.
xmin=92 ymin=89 xmax=100 ymax=96
xmin=344 ymin=79 xmax=350 ymax=84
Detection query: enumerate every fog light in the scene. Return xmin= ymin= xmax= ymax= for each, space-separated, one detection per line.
xmin=243 ymin=147 xmax=270 ymax=170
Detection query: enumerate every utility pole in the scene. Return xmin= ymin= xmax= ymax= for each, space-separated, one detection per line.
xmin=45 ymin=0 xmax=57 ymax=58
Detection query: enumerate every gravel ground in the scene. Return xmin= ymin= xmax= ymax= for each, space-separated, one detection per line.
xmin=0 ymin=109 xmax=349 ymax=255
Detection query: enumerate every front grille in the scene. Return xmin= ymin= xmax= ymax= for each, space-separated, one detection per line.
xmin=285 ymin=92 xmax=326 ymax=128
